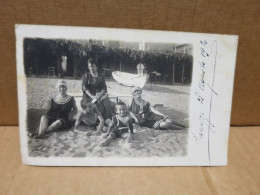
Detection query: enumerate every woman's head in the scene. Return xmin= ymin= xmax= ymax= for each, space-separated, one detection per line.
xmin=131 ymin=87 xmax=142 ymax=99
xmin=56 ymin=80 xmax=68 ymax=95
xmin=80 ymin=98 xmax=94 ymax=113
xmin=88 ymin=57 xmax=98 ymax=74
xmin=115 ymin=101 xmax=127 ymax=117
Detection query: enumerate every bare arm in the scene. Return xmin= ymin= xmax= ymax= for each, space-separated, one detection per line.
xmin=43 ymin=99 xmax=52 ymax=111
xmin=69 ymin=98 xmax=78 ymax=120
xmin=129 ymin=112 xmax=139 ymax=124
xmin=85 ymin=90 xmax=96 ymax=99
xmin=75 ymin=112 xmax=83 ymax=129
xmin=107 ymin=117 xmax=116 ymax=133
xmin=127 ymin=97 xmax=139 ymax=124
xmin=150 ymin=106 xmax=168 ymax=118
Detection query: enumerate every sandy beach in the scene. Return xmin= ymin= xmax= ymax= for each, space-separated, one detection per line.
xmin=26 ymin=77 xmax=190 ymax=158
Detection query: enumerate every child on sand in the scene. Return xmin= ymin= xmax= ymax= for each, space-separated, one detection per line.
xmin=100 ymin=101 xmax=134 ymax=147
xmin=75 ymin=98 xmax=105 ymax=135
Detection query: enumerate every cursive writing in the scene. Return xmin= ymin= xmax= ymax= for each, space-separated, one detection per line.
xmin=192 ymin=40 xmax=218 ymax=164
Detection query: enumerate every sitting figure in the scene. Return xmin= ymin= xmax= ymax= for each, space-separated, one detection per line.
xmin=75 ymin=98 xmax=105 ymax=135
xmin=129 ymin=87 xmax=186 ymax=130
xmin=100 ymin=101 xmax=134 ymax=147
xmin=29 ymin=80 xmax=77 ymax=138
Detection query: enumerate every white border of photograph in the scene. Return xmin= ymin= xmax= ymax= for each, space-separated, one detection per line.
xmin=16 ymin=25 xmax=238 ymax=166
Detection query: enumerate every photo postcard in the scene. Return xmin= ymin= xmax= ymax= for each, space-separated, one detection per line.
xmin=15 ymin=25 xmax=238 ymax=166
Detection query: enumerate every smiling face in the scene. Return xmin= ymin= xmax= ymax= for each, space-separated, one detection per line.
xmin=116 ymin=105 xmax=127 ymax=117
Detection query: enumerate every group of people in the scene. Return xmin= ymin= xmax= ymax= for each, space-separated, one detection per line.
xmin=30 ymin=58 xmax=186 ymax=147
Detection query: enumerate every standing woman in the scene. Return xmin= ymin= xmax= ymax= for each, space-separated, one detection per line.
xmin=30 ymin=80 xmax=77 ymax=138
xmin=82 ymin=57 xmax=111 ymax=120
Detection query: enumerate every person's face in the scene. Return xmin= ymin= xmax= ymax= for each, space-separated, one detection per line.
xmin=133 ymin=90 xmax=142 ymax=99
xmin=88 ymin=63 xmax=97 ymax=73
xmin=58 ymin=85 xmax=67 ymax=95
xmin=116 ymin=105 xmax=127 ymax=117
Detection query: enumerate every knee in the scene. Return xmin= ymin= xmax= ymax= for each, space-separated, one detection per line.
xmin=56 ymin=120 xmax=63 ymax=128
xmin=49 ymin=120 xmax=62 ymax=131
xmin=40 ymin=115 xmax=48 ymax=123
xmin=159 ymin=122 xmax=172 ymax=130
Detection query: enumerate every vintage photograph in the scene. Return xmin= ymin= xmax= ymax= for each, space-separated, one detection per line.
xmin=16 ymin=25 xmax=238 ymax=166
xmin=24 ymin=38 xmax=192 ymax=158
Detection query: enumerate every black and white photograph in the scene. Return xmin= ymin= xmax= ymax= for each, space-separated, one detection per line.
xmin=24 ymin=38 xmax=192 ymax=158
xmin=16 ymin=25 xmax=238 ymax=166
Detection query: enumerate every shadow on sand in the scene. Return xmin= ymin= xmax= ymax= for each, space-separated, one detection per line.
xmin=156 ymin=106 xmax=189 ymax=120
xmin=143 ymin=84 xmax=190 ymax=95
xmin=27 ymin=109 xmax=46 ymax=132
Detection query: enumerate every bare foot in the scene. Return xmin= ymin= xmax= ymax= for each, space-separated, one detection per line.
xmin=31 ymin=134 xmax=46 ymax=139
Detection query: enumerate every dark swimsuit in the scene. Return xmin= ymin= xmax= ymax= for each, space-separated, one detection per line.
xmin=108 ymin=115 xmax=132 ymax=138
xmin=46 ymin=96 xmax=75 ymax=129
xmin=129 ymin=99 xmax=163 ymax=129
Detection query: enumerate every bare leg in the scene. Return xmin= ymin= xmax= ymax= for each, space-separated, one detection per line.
xmin=37 ymin=117 xmax=62 ymax=138
xmin=159 ymin=121 xmax=183 ymax=130
xmin=166 ymin=118 xmax=187 ymax=128
xmin=100 ymin=135 xmax=115 ymax=147
xmin=46 ymin=120 xmax=62 ymax=133
xmin=38 ymin=115 xmax=49 ymax=136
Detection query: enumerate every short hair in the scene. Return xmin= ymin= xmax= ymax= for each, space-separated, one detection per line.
xmin=80 ymin=98 xmax=92 ymax=109
xmin=88 ymin=57 xmax=97 ymax=66
xmin=115 ymin=101 xmax=127 ymax=110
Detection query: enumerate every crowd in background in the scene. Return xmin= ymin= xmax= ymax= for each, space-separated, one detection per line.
xmin=24 ymin=38 xmax=193 ymax=83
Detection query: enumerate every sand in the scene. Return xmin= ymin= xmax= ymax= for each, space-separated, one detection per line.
xmin=26 ymin=77 xmax=190 ymax=158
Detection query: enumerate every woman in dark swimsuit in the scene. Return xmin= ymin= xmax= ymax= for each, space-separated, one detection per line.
xmin=31 ymin=80 xmax=77 ymax=138
xmin=128 ymin=87 xmax=186 ymax=130
xmin=82 ymin=58 xmax=112 ymax=120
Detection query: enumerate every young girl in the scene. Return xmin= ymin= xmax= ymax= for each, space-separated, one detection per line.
xmin=100 ymin=101 xmax=134 ymax=147
xmin=75 ymin=98 xmax=105 ymax=135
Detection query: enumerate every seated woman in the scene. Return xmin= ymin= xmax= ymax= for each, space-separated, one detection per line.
xmin=82 ymin=57 xmax=113 ymax=120
xmin=30 ymin=80 xmax=77 ymax=138
xmin=128 ymin=87 xmax=186 ymax=130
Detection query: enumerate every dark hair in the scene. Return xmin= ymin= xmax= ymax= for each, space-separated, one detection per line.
xmin=88 ymin=57 xmax=97 ymax=66
xmin=115 ymin=101 xmax=127 ymax=110
xmin=80 ymin=98 xmax=92 ymax=109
